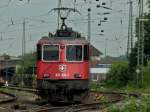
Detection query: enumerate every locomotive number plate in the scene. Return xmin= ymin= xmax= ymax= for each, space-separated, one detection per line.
xmin=55 ymin=73 xmax=69 ymax=78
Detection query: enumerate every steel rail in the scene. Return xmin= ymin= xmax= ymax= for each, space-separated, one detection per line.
xmin=33 ymin=94 xmax=122 ymax=112
xmin=91 ymin=91 xmax=141 ymax=98
xmin=2 ymin=86 xmax=37 ymax=93
xmin=0 ymin=90 xmax=17 ymax=104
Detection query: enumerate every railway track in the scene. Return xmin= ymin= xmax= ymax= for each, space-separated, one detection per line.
xmin=2 ymin=86 xmax=36 ymax=93
xmin=2 ymin=86 xmax=141 ymax=98
xmin=0 ymin=87 xmax=122 ymax=112
xmin=32 ymin=91 xmax=141 ymax=112
xmin=91 ymin=91 xmax=141 ymax=98
xmin=32 ymin=99 xmax=122 ymax=112
xmin=0 ymin=90 xmax=17 ymax=104
xmin=3 ymin=85 xmax=141 ymax=96
xmin=3 ymin=86 xmax=142 ymax=97
xmin=25 ymin=91 xmax=123 ymax=112
xmin=1 ymin=86 xmax=142 ymax=112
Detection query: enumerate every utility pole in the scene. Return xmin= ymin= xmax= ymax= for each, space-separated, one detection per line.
xmin=57 ymin=0 xmax=61 ymax=29
xmin=127 ymin=0 xmax=133 ymax=58
xmin=73 ymin=0 xmax=76 ymax=10
xmin=0 ymin=32 xmax=2 ymax=40
xmin=5 ymin=59 xmax=8 ymax=86
xmin=105 ymin=38 xmax=107 ymax=57
xmin=21 ymin=18 xmax=26 ymax=87
xmin=137 ymin=0 xmax=144 ymax=85
xmin=130 ymin=0 xmax=133 ymax=50
xmin=22 ymin=18 xmax=26 ymax=56
xmin=88 ymin=8 xmax=91 ymax=42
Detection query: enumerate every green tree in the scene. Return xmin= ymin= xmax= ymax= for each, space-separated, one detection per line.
xmin=14 ymin=52 xmax=36 ymax=86
xmin=17 ymin=53 xmax=36 ymax=74
xmin=106 ymin=62 xmax=134 ymax=87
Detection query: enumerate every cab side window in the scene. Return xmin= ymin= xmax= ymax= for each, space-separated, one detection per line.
xmin=84 ymin=45 xmax=89 ymax=60
xmin=37 ymin=44 xmax=41 ymax=60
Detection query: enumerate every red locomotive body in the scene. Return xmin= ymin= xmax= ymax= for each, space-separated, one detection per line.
xmin=36 ymin=28 xmax=89 ymax=102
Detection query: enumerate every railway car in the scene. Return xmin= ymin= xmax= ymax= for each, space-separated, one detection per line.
xmin=36 ymin=18 xmax=89 ymax=102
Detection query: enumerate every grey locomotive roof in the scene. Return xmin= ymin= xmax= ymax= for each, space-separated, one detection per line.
xmin=38 ymin=36 xmax=89 ymax=44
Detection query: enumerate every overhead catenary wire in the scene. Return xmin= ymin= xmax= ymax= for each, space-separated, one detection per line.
xmin=0 ymin=0 xmax=139 ymax=57
xmin=0 ymin=0 xmax=11 ymax=9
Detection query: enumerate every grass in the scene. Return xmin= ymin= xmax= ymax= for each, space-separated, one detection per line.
xmin=0 ymin=87 xmax=13 ymax=93
xmin=90 ymin=82 xmax=150 ymax=93
xmin=107 ymin=96 xmax=150 ymax=112
xmin=0 ymin=87 xmax=35 ymax=97
xmin=90 ymin=82 xmax=150 ymax=112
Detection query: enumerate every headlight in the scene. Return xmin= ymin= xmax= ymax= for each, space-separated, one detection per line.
xmin=74 ymin=74 xmax=82 ymax=78
xmin=43 ymin=74 xmax=50 ymax=78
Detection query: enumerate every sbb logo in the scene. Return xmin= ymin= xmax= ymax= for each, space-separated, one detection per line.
xmin=59 ymin=64 xmax=67 ymax=72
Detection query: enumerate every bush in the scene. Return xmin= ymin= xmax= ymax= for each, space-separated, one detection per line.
xmin=17 ymin=53 xmax=36 ymax=74
xmin=108 ymin=96 xmax=150 ymax=112
xmin=106 ymin=61 xmax=134 ymax=87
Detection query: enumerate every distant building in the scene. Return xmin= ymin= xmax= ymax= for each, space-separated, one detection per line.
xmin=0 ymin=54 xmax=21 ymax=82
xmin=90 ymin=56 xmax=121 ymax=82
xmin=89 ymin=45 xmax=104 ymax=82
xmin=90 ymin=45 xmax=103 ymax=61
xmin=90 ymin=64 xmax=111 ymax=82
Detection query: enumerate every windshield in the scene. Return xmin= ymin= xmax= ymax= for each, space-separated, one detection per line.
xmin=66 ymin=45 xmax=82 ymax=61
xmin=84 ymin=45 xmax=89 ymax=60
xmin=37 ymin=44 xmax=41 ymax=60
xmin=43 ymin=45 xmax=59 ymax=61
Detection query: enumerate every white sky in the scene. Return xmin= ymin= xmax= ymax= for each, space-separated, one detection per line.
xmin=0 ymin=0 xmax=148 ymax=57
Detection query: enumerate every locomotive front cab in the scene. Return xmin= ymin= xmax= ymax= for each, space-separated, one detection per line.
xmin=36 ymin=40 xmax=90 ymax=102
xmin=36 ymin=41 xmax=89 ymax=80
xmin=36 ymin=37 xmax=90 ymax=102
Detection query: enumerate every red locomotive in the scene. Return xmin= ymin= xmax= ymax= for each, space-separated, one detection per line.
xmin=36 ymin=17 xmax=90 ymax=102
